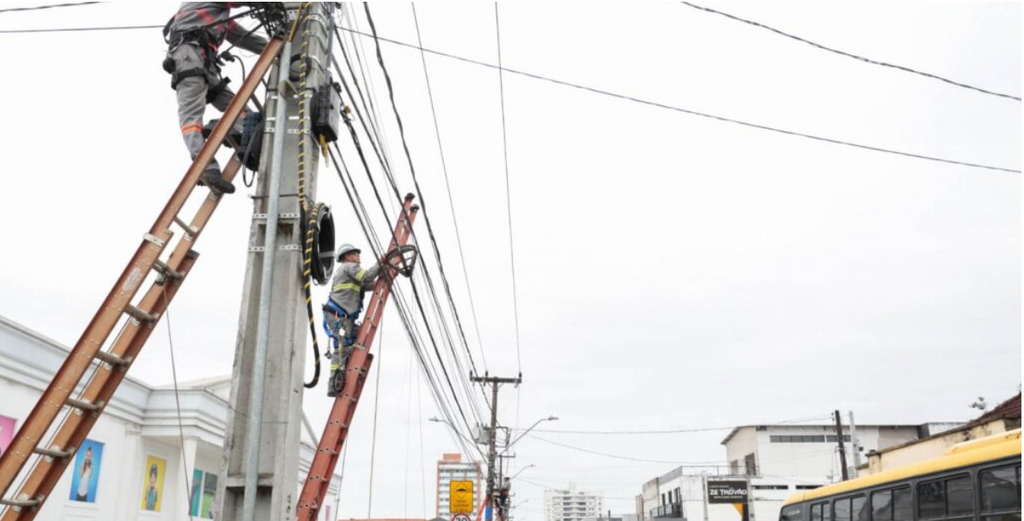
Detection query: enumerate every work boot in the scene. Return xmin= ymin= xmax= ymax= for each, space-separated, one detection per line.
xmin=199 ymin=166 xmax=236 ymax=194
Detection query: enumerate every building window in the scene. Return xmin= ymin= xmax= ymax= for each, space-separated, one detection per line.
xmin=918 ymin=475 xmax=975 ymax=521
xmin=771 ymin=435 xmax=828 ymax=443
xmin=745 ymin=453 xmax=758 ymax=475
xmin=797 ymin=485 xmax=823 ymax=490
xmin=754 ymin=485 xmax=790 ymax=490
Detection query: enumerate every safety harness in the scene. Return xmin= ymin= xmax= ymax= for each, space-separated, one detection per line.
xmin=163 ymin=14 xmax=231 ymax=101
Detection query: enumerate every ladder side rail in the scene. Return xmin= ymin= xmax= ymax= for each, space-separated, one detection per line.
xmin=295 ymin=197 xmax=419 ymax=520
xmin=0 ymin=36 xmax=284 ymax=510
xmin=0 ymin=158 xmax=241 ymax=521
xmin=0 ymin=249 xmax=201 ymax=521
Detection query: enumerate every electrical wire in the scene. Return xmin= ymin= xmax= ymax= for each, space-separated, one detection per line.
xmin=333 ymin=16 xmax=491 ymax=420
xmin=334 ymin=26 xmax=1020 ymax=174
xmin=328 ymin=143 xmax=479 ymax=457
xmin=494 ymin=4 xmax=523 ymax=374
xmin=0 ymin=2 xmax=101 ymax=14
xmin=0 ymin=24 xmax=161 ymax=33
xmin=161 ymin=292 xmax=196 ymax=520
xmin=521 ymin=413 xmax=833 ymax=434
xmin=362 ymin=4 xmax=486 ymax=383
xmin=410 ymin=2 xmax=490 ymax=375
xmin=680 ymin=1 xmax=1021 ymax=102
xmin=526 ymin=434 xmax=732 ymax=465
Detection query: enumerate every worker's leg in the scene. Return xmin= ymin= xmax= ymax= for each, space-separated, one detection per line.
xmin=209 ymin=83 xmax=247 ymax=135
xmin=172 ymin=45 xmax=218 ymax=171
xmin=323 ymin=310 xmax=346 ymax=397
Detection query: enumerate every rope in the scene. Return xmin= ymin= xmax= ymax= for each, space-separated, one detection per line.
xmin=367 ymin=328 xmax=384 ymax=517
xmin=161 ymin=289 xmax=196 ymax=520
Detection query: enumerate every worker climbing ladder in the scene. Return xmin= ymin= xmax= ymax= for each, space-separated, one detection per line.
xmin=0 ymin=37 xmax=286 ymax=521
xmin=295 ymin=194 xmax=421 ymax=521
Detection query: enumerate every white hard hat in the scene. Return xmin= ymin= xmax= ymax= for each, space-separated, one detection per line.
xmin=336 ymin=243 xmax=361 ymax=261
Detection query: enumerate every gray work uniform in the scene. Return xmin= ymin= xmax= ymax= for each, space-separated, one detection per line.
xmin=166 ymin=3 xmax=267 ymax=171
xmin=324 ymin=262 xmax=381 ymax=344
xmin=324 ymin=262 xmax=380 ymax=376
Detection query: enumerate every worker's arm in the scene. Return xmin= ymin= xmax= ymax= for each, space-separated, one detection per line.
xmin=224 ymin=18 xmax=269 ymax=54
xmin=354 ymin=263 xmax=381 ymax=291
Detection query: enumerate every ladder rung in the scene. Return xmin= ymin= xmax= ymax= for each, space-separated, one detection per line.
xmin=173 ymin=215 xmax=197 ymax=236
xmin=124 ymin=304 xmax=158 ymax=323
xmin=152 ymin=260 xmax=183 ymax=280
xmin=94 ymin=350 xmax=130 ymax=367
xmin=0 ymin=498 xmax=40 ymax=508
xmin=65 ymin=398 xmax=100 ymax=412
xmin=33 ymin=447 xmax=71 ymax=459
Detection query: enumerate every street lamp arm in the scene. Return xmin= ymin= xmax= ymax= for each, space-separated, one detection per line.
xmin=502 ymin=416 xmax=557 ymax=455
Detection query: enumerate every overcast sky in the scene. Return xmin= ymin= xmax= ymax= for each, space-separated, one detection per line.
xmin=0 ymin=2 xmax=1020 ymax=520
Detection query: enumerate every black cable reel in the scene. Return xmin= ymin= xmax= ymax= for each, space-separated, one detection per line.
xmin=306 ymin=202 xmax=335 ymax=285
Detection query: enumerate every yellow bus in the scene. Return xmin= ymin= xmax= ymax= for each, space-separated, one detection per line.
xmin=779 ymin=429 xmax=1021 ymax=521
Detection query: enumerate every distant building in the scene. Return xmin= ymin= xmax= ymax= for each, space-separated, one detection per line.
xmin=721 ymin=422 xmax=961 ymax=481
xmin=0 ymin=314 xmax=342 ymax=521
xmin=636 ymin=421 xmax=965 ymax=521
xmin=862 ymin=393 xmax=1021 ymax=475
xmin=544 ymin=486 xmax=604 ymax=521
xmin=436 ymin=453 xmax=484 ymax=518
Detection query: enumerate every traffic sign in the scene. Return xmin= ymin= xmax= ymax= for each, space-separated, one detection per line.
xmin=450 ymin=480 xmax=474 ymax=514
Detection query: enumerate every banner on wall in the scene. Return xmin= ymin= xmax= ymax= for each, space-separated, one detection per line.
xmin=201 ymin=472 xmax=217 ymax=518
xmin=0 ymin=414 xmax=16 ymax=457
xmin=69 ymin=439 xmax=104 ymax=503
xmin=191 ymin=470 xmax=204 ymax=516
xmin=140 ymin=456 xmax=167 ymax=512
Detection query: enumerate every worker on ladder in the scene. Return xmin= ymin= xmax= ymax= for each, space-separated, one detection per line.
xmin=164 ymin=3 xmax=269 ymax=194
xmin=323 ymin=244 xmax=381 ymax=397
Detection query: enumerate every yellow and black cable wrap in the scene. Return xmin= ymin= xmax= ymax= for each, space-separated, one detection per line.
xmin=296 ymin=3 xmax=329 ymax=390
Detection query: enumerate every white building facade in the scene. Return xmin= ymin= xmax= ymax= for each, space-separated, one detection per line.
xmin=638 ymin=422 xmax=961 ymax=521
xmin=436 ymin=453 xmax=483 ymax=518
xmin=0 ymin=314 xmax=341 ymax=521
xmin=544 ymin=487 xmax=604 ymax=521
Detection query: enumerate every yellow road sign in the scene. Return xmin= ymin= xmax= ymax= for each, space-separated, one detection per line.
xmin=450 ymin=480 xmax=474 ymax=514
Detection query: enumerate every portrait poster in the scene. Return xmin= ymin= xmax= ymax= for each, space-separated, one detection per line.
xmin=201 ymin=472 xmax=217 ymax=518
xmin=190 ymin=469 xmax=204 ymax=516
xmin=140 ymin=455 xmax=167 ymax=512
xmin=68 ymin=439 xmax=104 ymax=503
xmin=0 ymin=415 xmax=15 ymax=457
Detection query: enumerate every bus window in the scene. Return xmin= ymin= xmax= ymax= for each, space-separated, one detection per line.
xmin=825 ymin=501 xmax=832 ymax=521
xmin=836 ymin=498 xmax=852 ymax=521
xmin=873 ymin=490 xmax=893 ymax=521
xmin=781 ymin=504 xmax=804 ymax=521
xmin=854 ymin=496 xmax=869 ymax=521
xmin=948 ymin=475 xmax=975 ymax=517
xmin=918 ymin=475 xmax=974 ymax=521
xmin=812 ymin=503 xmax=823 ymax=521
xmin=893 ymin=488 xmax=911 ymax=521
xmin=980 ymin=465 xmax=1022 ymax=521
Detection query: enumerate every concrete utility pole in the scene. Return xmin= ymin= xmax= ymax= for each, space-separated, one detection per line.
xmin=471 ymin=374 xmax=522 ymax=521
xmin=848 ymin=411 xmax=861 ymax=478
xmin=833 ymin=410 xmax=849 ymax=481
xmin=218 ymin=4 xmax=332 ymax=520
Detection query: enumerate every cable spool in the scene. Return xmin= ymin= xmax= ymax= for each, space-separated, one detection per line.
xmin=301 ymin=201 xmax=333 ymax=389
xmin=307 ymin=202 xmax=335 ymax=285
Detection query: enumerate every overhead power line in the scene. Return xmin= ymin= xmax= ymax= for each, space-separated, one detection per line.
xmin=680 ymin=2 xmax=1021 ymax=102
xmin=0 ymin=24 xmax=160 ymax=33
xmin=518 ymin=413 xmax=833 ymax=434
xmin=410 ymin=3 xmax=490 ymax=374
xmin=0 ymin=2 xmax=101 ymax=14
xmin=494 ymin=4 xmax=523 ymax=374
xmin=527 ymin=434 xmax=731 ymax=465
xmin=333 ymin=27 xmax=1019 ymax=174
xmin=1 ymin=22 xmax=1016 ymax=174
